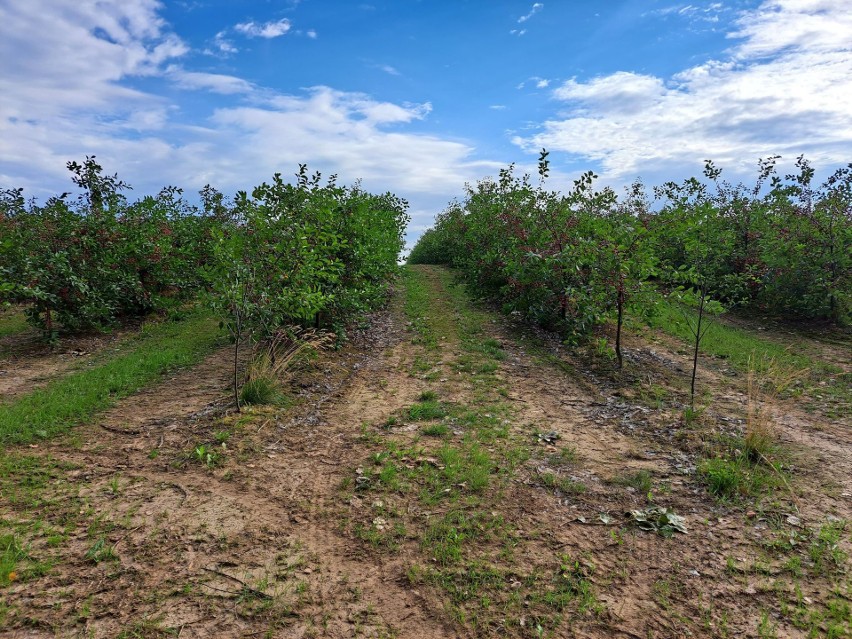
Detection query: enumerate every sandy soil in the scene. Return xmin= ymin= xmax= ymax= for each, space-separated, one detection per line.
xmin=1 ymin=269 xmax=849 ymax=638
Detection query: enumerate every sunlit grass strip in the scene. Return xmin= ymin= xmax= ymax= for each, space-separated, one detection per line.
xmin=402 ymin=266 xmax=440 ymax=350
xmin=0 ymin=312 xmax=223 ymax=445
xmin=643 ymin=296 xmax=834 ymax=374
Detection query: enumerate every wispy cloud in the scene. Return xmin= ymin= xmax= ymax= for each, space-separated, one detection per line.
xmin=207 ymin=30 xmax=238 ymax=56
xmin=517 ymin=76 xmax=551 ymax=90
xmin=169 ymin=68 xmax=255 ymax=95
xmin=648 ymin=2 xmax=726 ymax=23
xmin=518 ymin=3 xmax=543 ymax=23
xmin=514 ymin=0 xmax=852 ymax=179
xmin=235 ymin=18 xmax=292 ymax=38
xmin=379 ymin=64 xmax=401 ymax=76
xmin=511 ymin=2 xmax=543 ymax=35
xmin=489 ymin=105 xmax=508 ymax=110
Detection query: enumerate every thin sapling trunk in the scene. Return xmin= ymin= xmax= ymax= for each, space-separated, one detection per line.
xmin=689 ymin=286 xmax=706 ymax=407
xmin=615 ymin=283 xmax=624 ymax=370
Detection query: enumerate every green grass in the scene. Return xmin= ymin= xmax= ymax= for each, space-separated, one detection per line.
xmin=699 ymin=453 xmax=785 ymax=502
xmin=809 ymin=520 xmax=848 ymax=576
xmin=240 ymin=376 xmax=279 ymax=405
xmin=408 ymin=400 xmax=449 ymax=421
xmin=390 ymin=267 xmax=606 ymax=633
xmin=0 ymin=534 xmax=26 ymax=586
xmin=537 ymin=471 xmax=586 ymax=495
xmin=403 ymin=267 xmax=441 ymax=351
xmin=423 ymin=509 xmax=510 ymax=566
xmin=644 ymin=297 xmax=814 ymax=372
xmin=422 ymin=423 xmax=450 ymax=437
xmin=644 ymin=296 xmax=850 ymax=402
xmin=0 ymin=312 xmax=222 ymax=444
xmin=0 ymin=310 xmax=28 ymax=339
xmin=613 ymin=469 xmax=653 ymax=494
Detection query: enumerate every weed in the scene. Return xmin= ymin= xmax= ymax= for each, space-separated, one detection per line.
xmin=0 ymin=310 xmax=28 ymax=339
xmin=240 ymin=376 xmax=279 ymax=406
xmin=809 ymin=520 xmax=848 ymax=575
xmin=422 ymin=423 xmax=450 ymax=437
xmin=555 ymin=445 xmax=579 ymax=465
xmin=613 ymin=469 xmax=653 ymax=494
xmin=0 ymin=535 xmax=27 ymax=586
xmin=681 ymin=404 xmax=706 ymax=426
xmin=408 ymin=400 xmax=448 ymax=421
xmin=757 ymin=610 xmax=778 ymax=638
xmin=85 ymin=537 xmax=118 ymax=563
xmin=192 ymin=444 xmax=221 ymax=468
xmin=355 ymin=519 xmax=407 ymax=551
xmin=699 ymin=432 xmax=788 ymax=502
xmin=546 ymin=555 xmax=602 ymax=614
xmin=537 ymin=471 xmax=586 ymax=495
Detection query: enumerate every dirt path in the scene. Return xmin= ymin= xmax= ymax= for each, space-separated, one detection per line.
xmin=1 ymin=267 xmax=850 ymax=639
xmin=0 ymin=327 xmax=135 ymax=400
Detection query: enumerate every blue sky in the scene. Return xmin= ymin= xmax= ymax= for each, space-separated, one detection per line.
xmin=1 ymin=0 xmax=851 ymax=244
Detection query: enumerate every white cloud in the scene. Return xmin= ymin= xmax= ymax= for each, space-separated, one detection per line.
xmin=379 ymin=64 xmax=401 ymax=76
xmin=514 ymin=0 xmax=852 ymax=179
xmin=306 ymin=29 xmax=318 ymax=39
xmin=517 ymin=76 xmax=551 ymax=90
xmin=518 ymin=3 xmax=543 ymax=23
xmin=649 ymin=2 xmax=726 ymax=24
xmin=0 ymin=1 xmax=499 ymax=239
xmin=490 ymin=105 xmax=508 ymax=110
xmin=209 ymin=30 xmax=238 ymax=55
xmin=235 ymin=18 xmax=292 ymax=39
xmin=169 ymin=69 xmax=255 ymax=95
xmin=0 ymin=0 xmax=186 ymax=128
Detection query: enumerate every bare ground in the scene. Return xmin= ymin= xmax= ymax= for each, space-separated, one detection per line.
xmin=0 ymin=324 xmax=137 ymax=401
xmin=1 ymin=267 xmax=850 ymax=638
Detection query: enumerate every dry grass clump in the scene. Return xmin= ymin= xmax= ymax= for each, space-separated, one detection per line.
xmin=241 ymin=328 xmax=333 ymax=406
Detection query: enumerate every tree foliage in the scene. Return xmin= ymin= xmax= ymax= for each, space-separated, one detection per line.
xmin=0 ymin=158 xmax=410 ymax=349
xmin=408 ymin=155 xmax=851 ymax=372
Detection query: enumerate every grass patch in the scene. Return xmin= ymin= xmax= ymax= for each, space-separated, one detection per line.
xmin=0 ymin=311 xmax=222 ymax=444
xmin=423 ymin=510 xmax=510 ymax=565
xmin=645 ymin=296 xmax=813 ymax=373
xmin=240 ymin=376 xmax=279 ymax=406
xmin=613 ymin=469 xmax=653 ymax=494
xmin=408 ymin=400 xmax=449 ymax=421
xmin=699 ymin=453 xmax=784 ymax=502
xmin=0 ymin=534 xmax=27 ymax=586
xmin=537 ymin=471 xmax=586 ymax=495
xmin=0 ymin=532 xmax=53 ymax=588
xmin=809 ymin=520 xmax=848 ymax=576
xmin=390 ymin=267 xmax=605 ymax=634
xmin=644 ymin=295 xmax=849 ymax=410
xmin=0 ymin=310 xmax=28 ymax=340
xmin=422 ymin=423 xmax=450 ymax=437
xmin=403 ymin=267 xmax=441 ymax=351
xmin=354 ymin=519 xmax=407 ymax=551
